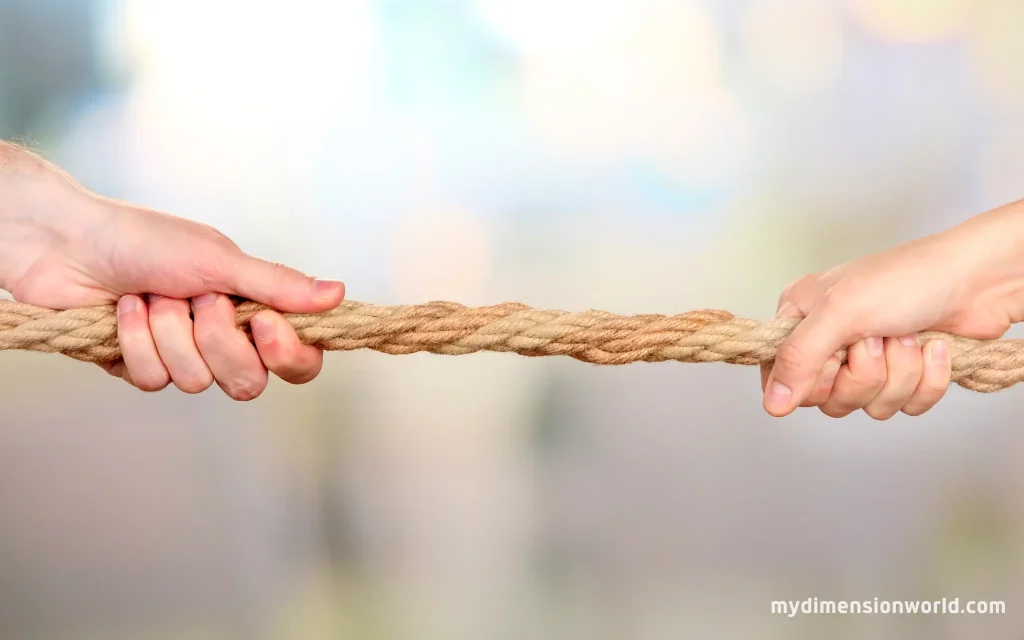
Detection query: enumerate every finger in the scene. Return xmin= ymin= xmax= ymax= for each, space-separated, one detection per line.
xmin=775 ymin=272 xmax=830 ymax=319
xmin=97 ymin=362 xmax=149 ymax=387
xmin=864 ymin=335 xmax=923 ymax=420
xmin=250 ymin=310 xmax=324 ymax=385
xmin=764 ymin=293 xmax=859 ymax=417
xmin=97 ymin=360 xmax=122 ymax=377
xmin=212 ymin=254 xmax=345 ymax=314
xmin=819 ymin=337 xmax=888 ymax=418
xmin=96 ymin=359 xmax=143 ymax=389
xmin=148 ymin=295 xmax=214 ymax=394
xmin=114 ymin=295 xmax=170 ymax=392
xmin=761 ymin=289 xmax=815 ymax=392
xmin=902 ymin=339 xmax=952 ymax=416
xmin=192 ymin=293 xmax=268 ymax=401
xmin=800 ymin=356 xmax=842 ymax=407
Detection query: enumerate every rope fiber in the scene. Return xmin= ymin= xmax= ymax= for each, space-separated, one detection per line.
xmin=1 ymin=299 xmax=1023 ymax=392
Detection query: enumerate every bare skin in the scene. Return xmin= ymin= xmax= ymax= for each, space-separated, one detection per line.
xmin=4 ymin=142 xmax=1024 ymax=415
xmin=762 ymin=201 xmax=1024 ymax=419
xmin=0 ymin=141 xmax=344 ymax=401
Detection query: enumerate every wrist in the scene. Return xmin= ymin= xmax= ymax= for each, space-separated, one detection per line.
xmin=946 ymin=200 xmax=1024 ymax=321
xmin=0 ymin=200 xmax=48 ymax=294
xmin=0 ymin=143 xmax=101 ymax=292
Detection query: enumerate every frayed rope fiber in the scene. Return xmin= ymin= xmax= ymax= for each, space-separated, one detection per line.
xmin=1 ymin=299 xmax=1023 ymax=393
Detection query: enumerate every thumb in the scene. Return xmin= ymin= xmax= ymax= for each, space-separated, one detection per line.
xmin=763 ymin=299 xmax=854 ymax=417
xmin=215 ymin=254 xmax=345 ymax=313
xmin=760 ymin=299 xmax=805 ymax=391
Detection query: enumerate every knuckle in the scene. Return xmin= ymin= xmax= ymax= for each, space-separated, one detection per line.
xmin=135 ymin=373 xmax=170 ymax=393
xmin=774 ymin=342 xmax=806 ymax=372
xmin=800 ymin=394 xmax=826 ymax=408
xmin=919 ymin=378 xmax=949 ymax=399
xmin=777 ymin=282 xmax=798 ymax=308
xmin=270 ymin=262 xmax=290 ymax=288
xmin=819 ymin=285 xmax=851 ymax=314
xmin=285 ymin=359 xmax=323 ymax=385
xmin=902 ymin=388 xmax=945 ymax=417
xmin=176 ymin=371 xmax=214 ymax=395
xmin=148 ymin=295 xmax=182 ymax=312
xmin=821 ymin=280 xmax=868 ymax=317
xmin=777 ymin=274 xmax=817 ymax=311
xmin=901 ymin=403 xmax=927 ymax=417
xmin=148 ymin=298 xmax=188 ymax=325
xmin=199 ymin=222 xmax=235 ymax=246
xmin=819 ymin=404 xmax=849 ymax=419
xmin=224 ymin=375 xmax=266 ymax=402
xmin=864 ymin=404 xmax=897 ymax=421
xmin=903 ymin=391 xmax=945 ymax=416
xmin=191 ymin=240 xmax=241 ymax=285
xmin=819 ymin=286 xmax=866 ymax=342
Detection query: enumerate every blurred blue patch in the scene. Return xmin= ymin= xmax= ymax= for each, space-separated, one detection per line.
xmin=378 ymin=0 xmax=515 ymax=114
xmin=625 ymin=159 xmax=733 ymax=214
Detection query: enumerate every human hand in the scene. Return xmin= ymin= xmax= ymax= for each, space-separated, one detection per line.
xmin=0 ymin=142 xmax=345 ymax=400
xmin=762 ymin=201 xmax=1024 ymax=419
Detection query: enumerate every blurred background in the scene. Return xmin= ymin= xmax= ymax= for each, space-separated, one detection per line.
xmin=2 ymin=0 xmax=1024 ymax=637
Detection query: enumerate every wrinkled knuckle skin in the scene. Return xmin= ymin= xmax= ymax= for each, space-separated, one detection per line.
xmin=225 ymin=376 xmax=266 ymax=402
xmin=270 ymin=262 xmax=290 ymax=288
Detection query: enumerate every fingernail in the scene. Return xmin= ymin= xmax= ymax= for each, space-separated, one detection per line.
xmin=250 ymin=314 xmax=275 ymax=342
xmin=931 ymin=340 xmax=950 ymax=364
xmin=311 ymin=279 xmax=344 ymax=300
xmin=867 ymin=337 xmax=884 ymax=357
xmin=899 ymin=334 xmax=918 ymax=348
xmin=117 ymin=296 xmax=138 ymax=315
xmin=192 ymin=293 xmax=217 ymax=309
xmin=765 ymin=380 xmax=792 ymax=411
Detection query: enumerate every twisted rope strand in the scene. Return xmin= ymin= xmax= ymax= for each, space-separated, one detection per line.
xmin=1 ymin=299 xmax=1022 ymax=393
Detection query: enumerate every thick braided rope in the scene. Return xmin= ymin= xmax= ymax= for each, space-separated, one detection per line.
xmin=1 ymin=299 xmax=1022 ymax=393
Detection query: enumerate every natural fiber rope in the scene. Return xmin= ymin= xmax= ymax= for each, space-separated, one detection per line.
xmin=1 ymin=299 xmax=1022 ymax=393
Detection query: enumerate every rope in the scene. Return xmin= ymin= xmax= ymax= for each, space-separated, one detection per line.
xmin=0 ymin=299 xmax=1022 ymax=393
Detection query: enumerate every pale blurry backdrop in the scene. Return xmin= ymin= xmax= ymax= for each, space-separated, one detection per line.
xmin=2 ymin=0 xmax=1024 ymax=638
